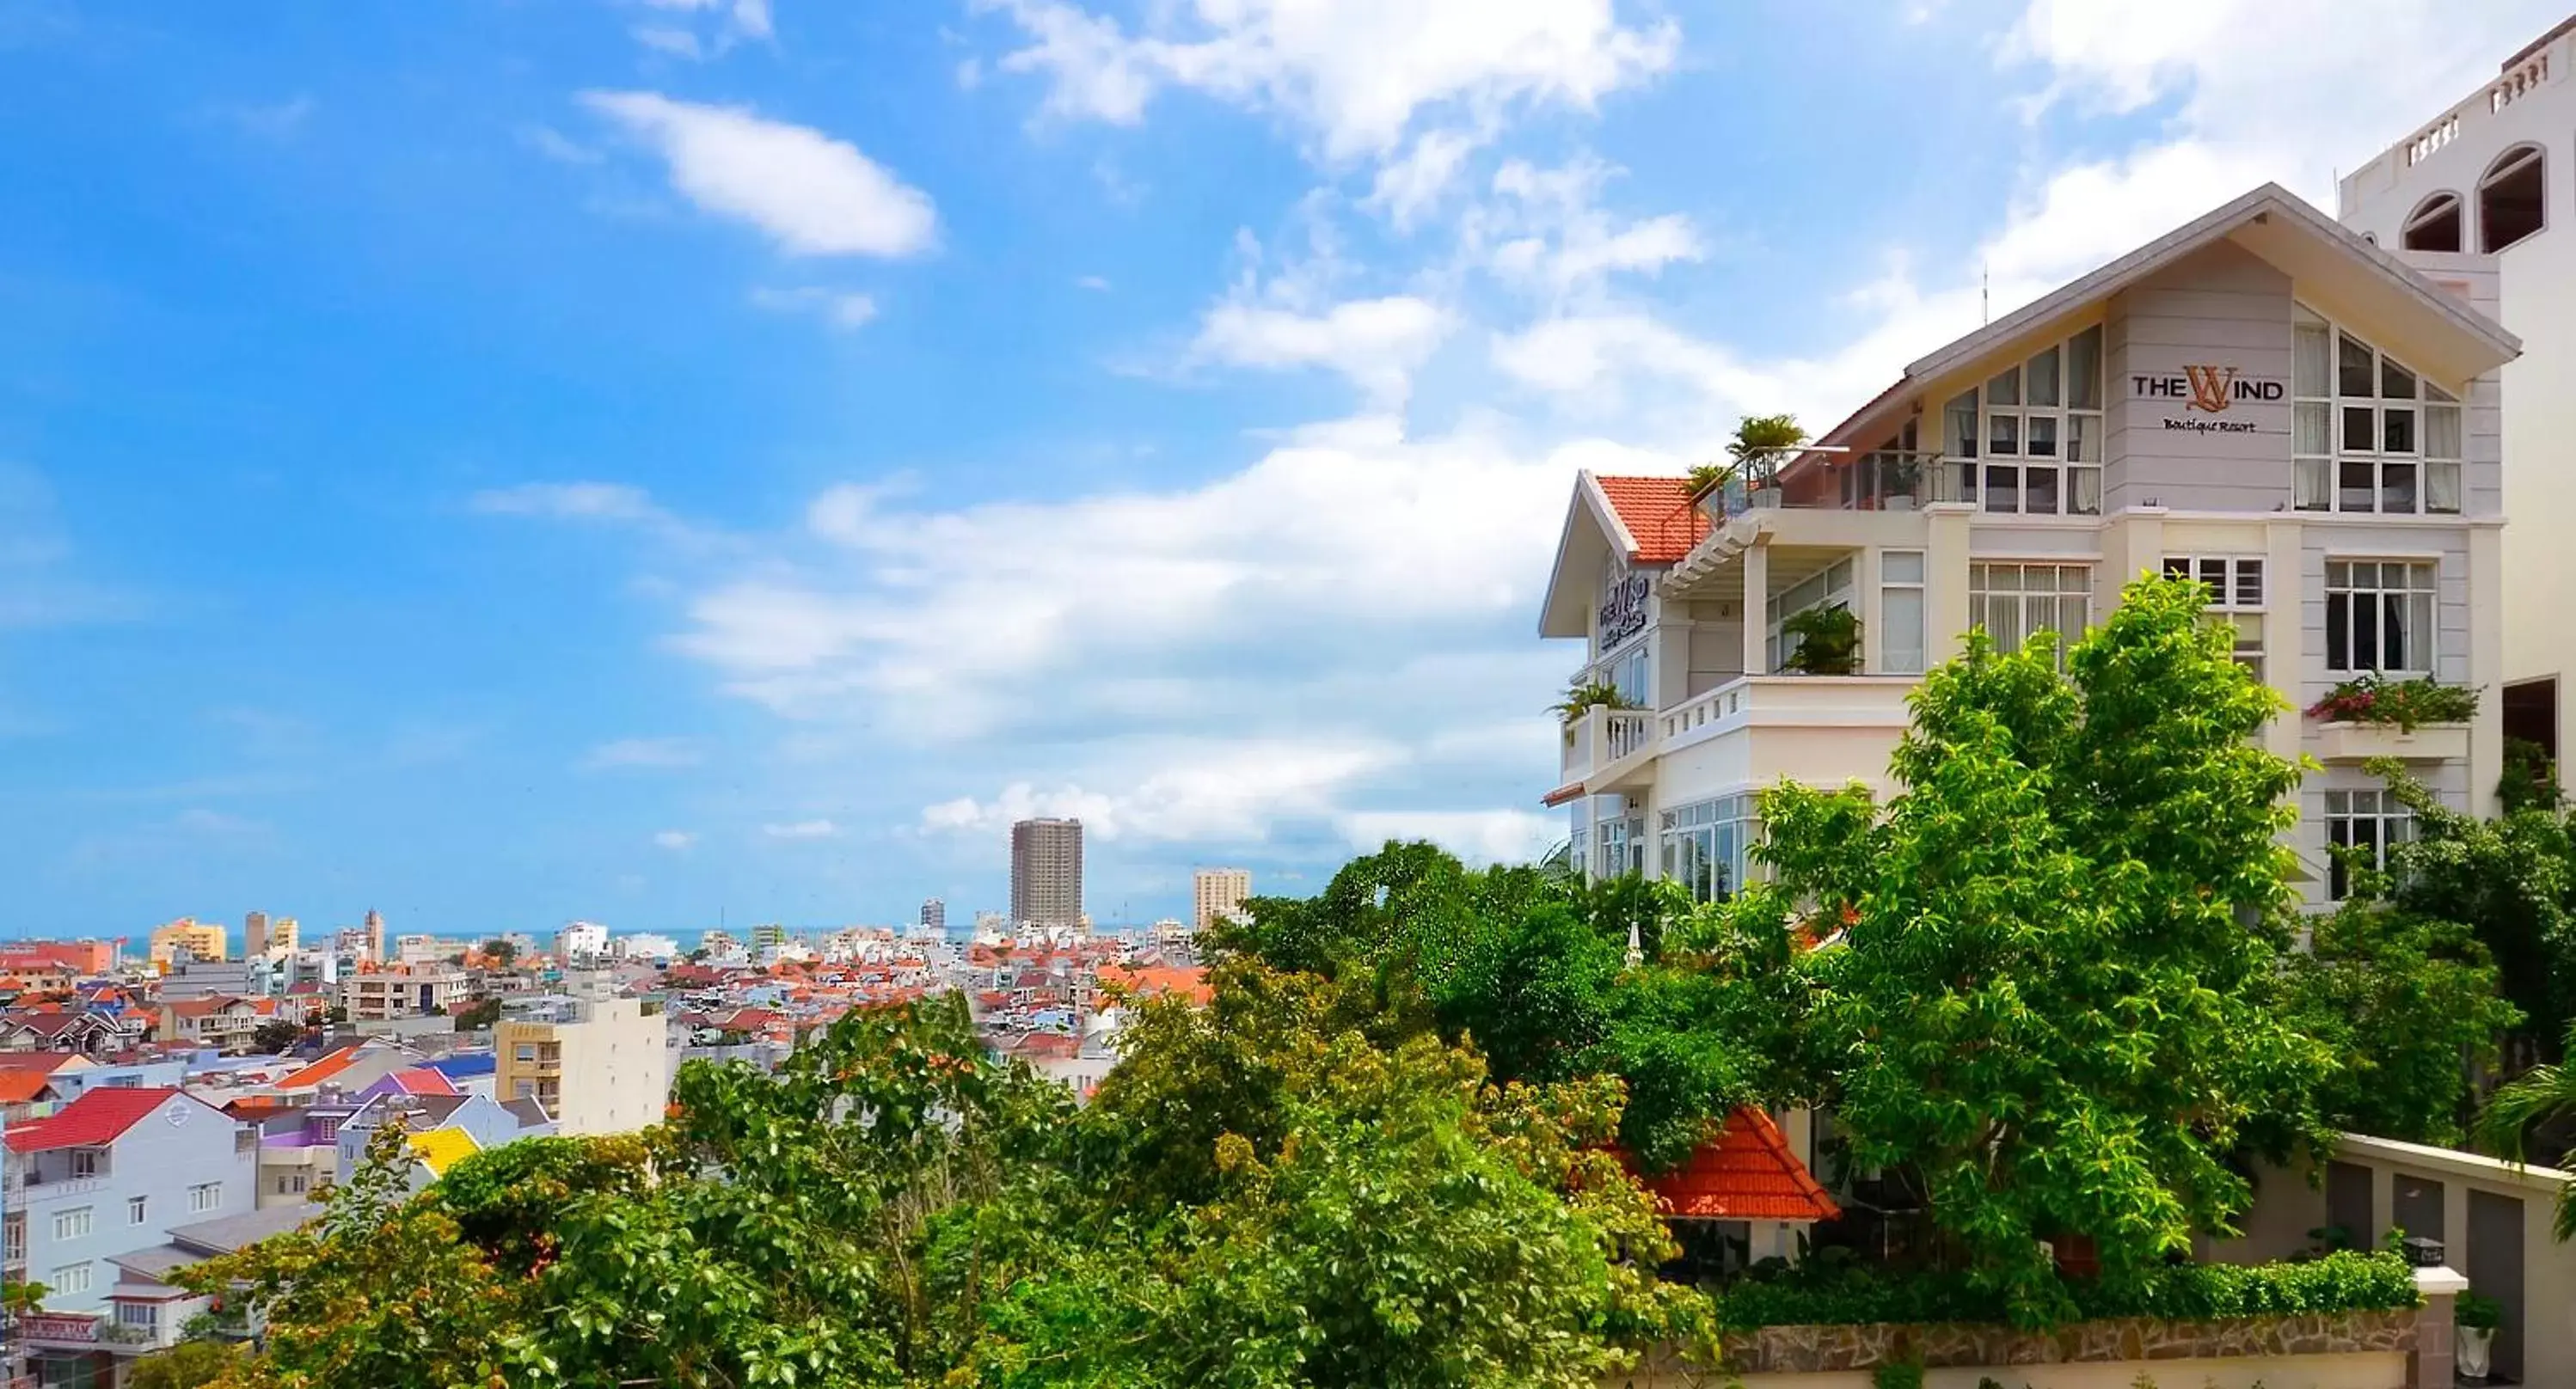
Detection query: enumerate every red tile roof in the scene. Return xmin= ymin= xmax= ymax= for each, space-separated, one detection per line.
xmin=1593 ymin=475 xmax=1708 ymax=564
xmin=0 ymin=1053 xmax=81 ymax=1075
xmin=276 ymin=1045 xmax=365 ymax=1091
xmin=5 ymin=1086 xmax=201 ymax=1153
xmin=1626 ymin=1108 xmax=1841 ymax=1223
xmin=388 ymin=1068 xmax=460 ymax=1097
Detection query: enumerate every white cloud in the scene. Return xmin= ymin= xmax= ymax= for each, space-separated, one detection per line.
xmin=1363 ymin=125 xmax=1486 ymax=230
xmin=634 ymin=0 xmax=773 ymax=52
xmin=632 ymin=25 xmax=704 ymax=58
xmin=749 ymin=285 xmax=881 ymax=329
xmin=583 ymin=737 xmax=703 ymax=771
xmin=921 ymin=738 xmax=1404 ymax=844
xmin=215 ymin=95 xmax=316 ymax=138
xmin=762 ymin=818 xmax=840 ymax=839
xmin=1334 ymin=808 xmax=1559 ymax=865
xmin=471 ymin=481 xmax=666 ymax=523
xmin=581 ymin=91 xmax=937 ymax=258
xmin=1193 ymin=295 xmax=1450 ymax=403
xmin=522 ymin=125 xmax=602 ymax=164
xmin=974 ymin=0 xmax=1678 ymax=160
xmin=1076 ymin=274 xmax=1112 ymax=291
xmin=653 ymin=829 xmax=699 ymax=850
xmin=1472 ymin=157 xmax=1702 ymax=297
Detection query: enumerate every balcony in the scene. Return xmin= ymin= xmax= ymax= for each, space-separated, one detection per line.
xmin=2312 ymin=721 xmax=2471 ymax=764
xmin=1697 ymin=449 xmax=1966 ymax=528
xmin=1552 ymin=676 xmax=1918 ymax=807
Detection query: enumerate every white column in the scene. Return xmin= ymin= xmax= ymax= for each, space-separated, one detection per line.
xmin=1741 ymin=542 xmax=1769 ymax=676
xmin=2265 ymin=516 xmax=2306 ymax=768
xmin=1860 ymin=547 xmax=1885 ymax=675
xmin=2469 ymin=523 xmax=2505 ymax=818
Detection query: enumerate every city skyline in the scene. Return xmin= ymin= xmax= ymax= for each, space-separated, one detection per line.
xmin=4 ymin=2 xmax=2567 ymax=935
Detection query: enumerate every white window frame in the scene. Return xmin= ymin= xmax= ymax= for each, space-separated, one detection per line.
xmin=2325 ymin=787 xmax=2415 ymax=901
xmin=1948 ymin=325 xmax=2105 ymax=517
xmin=68 ymin=1148 xmax=100 ymax=1179
xmin=1766 ymin=556 xmax=1855 ymax=672
xmin=1968 ymin=562 xmax=2093 ymax=667
xmin=52 ymin=1207 xmax=91 ymax=1242
xmin=187 ymin=1181 xmax=222 ymax=1215
xmin=1659 ymin=795 xmax=1761 ymax=903
xmin=49 ymin=1262 xmax=91 ymax=1296
xmin=126 ymin=1196 xmax=145 ymax=1226
xmin=2324 ymin=560 xmax=2438 ymax=676
xmin=1880 ymin=550 xmax=1928 ymax=676
xmin=115 ymin=1300 xmax=157 ymax=1331
xmin=2294 ymin=307 xmax=2462 ymax=516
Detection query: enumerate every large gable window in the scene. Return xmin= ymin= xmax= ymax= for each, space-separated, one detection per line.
xmin=1942 ymin=325 xmax=2102 ymax=517
xmin=2402 ymin=192 xmax=2465 ymax=252
xmin=2293 ymin=307 xmax=2462 ymax=515
xmin=2480 ymin=144 xmax=2545 ymax=252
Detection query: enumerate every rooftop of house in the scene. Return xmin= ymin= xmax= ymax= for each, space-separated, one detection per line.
xmin=4 ymin=1086 xmax=222 ymax=1153
xmin=1624 ymin=1108 xmax=1842 ymax=1224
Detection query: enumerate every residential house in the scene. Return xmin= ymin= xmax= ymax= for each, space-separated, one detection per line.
xmin=158 ymin=995 xmax=280 ymax=1052
xmin=1542 ymin=184 xmax=2517 ymax=910
xmin=340 ymin=964 xmax=469 ymax=1023
xmin=494 ymin=984 xmax=671 ymax=1136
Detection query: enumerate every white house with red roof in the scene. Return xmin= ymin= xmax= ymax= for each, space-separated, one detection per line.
xmin=3 ymin=1086 xmax=257 ymax=1379
xmin=1542 ymin=184 xmax=2520 ymax=909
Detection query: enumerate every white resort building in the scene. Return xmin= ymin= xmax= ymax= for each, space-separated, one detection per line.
xmin=1541 ymin=184 xmax=2518 ymax=909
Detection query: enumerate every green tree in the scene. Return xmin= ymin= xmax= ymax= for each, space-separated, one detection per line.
xmin=250 ymin=1019 xmax=306 ymax=1055
xmin=2371 ymin=771 xmax=2576 ymax=1065
xmin=128 ymin=1342 xmax=239 ymax=1389
xmin=2279 ymin=892 xmax=2522 ymax=1144
xmin=450 ymin=995 xmax=501 ymax=1031
xmin=1766 ymin=574 xmax=2333 ymax=1320
xmin=481 ymin=938 xmax=518 ymax=966
xmin=2476 ymin=1020 xmax=2576 ymax=1242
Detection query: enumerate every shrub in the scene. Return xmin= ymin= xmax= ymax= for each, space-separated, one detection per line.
xmin=1706 ymin=1251 xmax=2419 ymax=1331
xmin=2305 ymin=675 xmax=2480 ymax=731
xmin=2499 ymin=736 xmax=2564 ymax=813
xmin=1778 ymin=604 xmax=1861 ymax=676
xmin=2456 ymin=1289 xmax=2504 ymax=1331
xmin=1551 ymin=680 xmax=1635 ymax=729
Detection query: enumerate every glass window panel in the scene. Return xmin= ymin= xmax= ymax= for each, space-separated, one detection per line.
xmin=2327 ymin=560 xmax=2350 ymax=587
xmin=2426 ymin=381 xmax=2458 ymax=404
xmin=2353 ymin=594 xmax=2381 ymax=670
xmin=2340 ymin=459 xmax=2377 ymax=511
xmin=2383 ymin=407 xmax=2417 ymax=455
xmin=1881 ymin=549 xmax=1925 ymax=584
xmin=2236 ymin=560 xmax=2264 ymax=608
xmin=1987 ymin=366 xmax=2021 ymax=407
xmin=2326 ymin=592 xmax=2350 ymax=669
xmin=2427 ymin=460 xmax=2463 ymax=513
xmin=2342 ymin=406 xmax=2377 ymax=452
xmin=1984 ymin=464 xmax=2021 ymax=511
xmin=2069 ymin=465 xmax=2101 ymax=516
xmin=2296 ymin=456 xmax=2330 ymax=511
xmin=2382 ymin=358 xmax=2417 ymax=400
xmin=1945 ymin=390 xmax=1978 ymax=459
xmin=1989 ymin=414 xmax=2021 ymax=456
xmin=2197 ymin=558 xmax=2228 ymax=594
xmin=1986 ymin=564 xmax=2022 ymax=593
xmin=2382 ymin=461 xmax=2419 ymax=513
xmin=2162 ymin=556 xmax=2193 ymax=580
xmin=2295 ymin=322 xmax=2332 ymax=397
xmin=2060 ymin=566 xmax=2091 ymax=596
xmin=2026 ymin=415 xmax=2058 ymax=458
xmin=2339 ymin=333 xmax=2377 ymax=397
xmin=2068 ymin=413 xmax=2098 ymax=463
xmin=2027 ymin=346 xmax=2062 ymax=407
xmin=2067 ymin=326 xmax=2102 ymax=409
xmin=2426 ymin=404 xmax=2462 ymax=459
xmin=2295 ymin=401 xmax=2330 ymax=455
xmin=1882 ymin=586 xmax=1926 ymax=675
xmin=2026 ymin=465 xmax=2060 ymax=514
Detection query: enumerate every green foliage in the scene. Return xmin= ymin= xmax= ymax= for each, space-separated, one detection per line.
xmin=449 ymin=995 xmax=501 ymax=1031
xmin=1686 ymin=462 xmax=1734 ymax=499
xmin=1871 ymin=1358 xmax=1924 ymax=1389
xmin=1769 ymin=574 xmax=2333 ymax=1322
xmin=1778 ymin=604 xmax=1861 ymax=676
xmin=2369 ymin=763 xmax=2576 ymax=1063
xmin=2455 ymin=1288 xmax=2505 ymax=1331
xmin=2500 ymin=737 xmax=2564 ymax=814
xmin=1706 ymin=1251 xmax=2418 ymax=1330
xmin=128 ymin=1342 xmax=239 ymax=1389
xmin=1726 ymin=413 xmax=1809 ymax=482
xmin=2278 ymin=890 xmax=2522 ymax=1145
xmin=1551 ymin=678 xmax=1635 ymax=729
xmin=250 ymin=1019 xmax=307 ymax=1054
xmin=2305 ymin=675 xmax=2480 ymax=730
xmin=2476 ymin=1020 xmax=2576 ymax=1242
xmin=482 ymin=937 xmax=518 ymax=965
xmin=0 ymin=1277 xmax=48 ymax=1315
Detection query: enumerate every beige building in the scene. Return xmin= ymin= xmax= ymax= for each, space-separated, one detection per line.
xmin=340 ymin=966 xmax=469 ymax=1023
xmin=494 ymin=980 xmax=671 ymax=1136
xmin=1009 ymin=817 xmax=1084 ymax=927
xmin=1191 ymin=868 xmax=1251 ymax=931
xmin=148 ymin=918 xmax=226 ymax=967
xmin=1543 ymin=185 xmax=2517 ymax=911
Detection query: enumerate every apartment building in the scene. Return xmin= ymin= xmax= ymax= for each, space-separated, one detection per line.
xmin=1191 ymin=868 xmax=1252 ymax=932
xmin=2340 ymin=13 xmax=2576 ymax=769
xmin=146 ymin=918 xmax=225 ymax=967
xmin=1010 ymin=817 xmax=1084 ymax=927
xmin=494 ymin=981 xmax=671 ymax=1136
xmin=1542 ymin=185 xmax=2516 ymax=909
xmin=340 ymin=964 xmax=469 ymax=1022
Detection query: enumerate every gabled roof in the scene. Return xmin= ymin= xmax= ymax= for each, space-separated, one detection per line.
xmin=407 ymin=1127 xmax=480 ymax=1176
xmin=423 ymin=1052 xmax=495 ymax=1079
xmin=1817 ymin=182 xmax=2522 ymax=451
xmin=1592 ymin=475 xmax=1708 ymax=564
xmin=1625 ymin=1108 xmax=1841 ymax=1223
xmin=275 ymin=1044 xmax=368 ymax=1090
xmin=0 ymin=1071 xmax=57 ymax=1105
xmin=1537 ymin=473 xmax=1705 ymax=639
xmin=5 ymin=1086 xmax=222 ymax=1153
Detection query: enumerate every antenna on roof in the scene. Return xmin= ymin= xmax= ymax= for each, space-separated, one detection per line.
xmin=1980 ymin=263 xmax=1990 ymax=326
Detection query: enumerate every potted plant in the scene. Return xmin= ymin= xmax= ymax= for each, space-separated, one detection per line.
xmin=2456 ymin=1288 xmax=2503 ymax=1379
xmin=1779 ymin=604 xmax=1861 ymax=676
xmin=1727 ymin=413 xmax=1808 ymax=506
xmin=1879 ymin=451 xmax=1922 ymax=510
xmin=1550 ymin=680 xmax=1634 ymax=739
xmin=2304 ymin=674 xmax=2481 ymax=731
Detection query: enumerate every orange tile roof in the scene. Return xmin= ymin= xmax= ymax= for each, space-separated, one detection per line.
xmin=276 ymin=1045 xmax=366 ymax=1090
xmin=0 ymin=1071 xmax=57 ymax=1104
xmin=1626 ymin=1108 xmax=1841 ymax=1223
xmin=1593 ymin=475 xmax=1708 ymax=564
xmin=1094 ymin=964 xmax=1211 ymax=1007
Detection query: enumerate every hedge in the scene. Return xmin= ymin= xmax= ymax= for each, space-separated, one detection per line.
xmin=1708 ymin=1251 xmax=2420 ymax=1331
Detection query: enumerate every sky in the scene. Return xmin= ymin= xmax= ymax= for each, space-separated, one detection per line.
xmin=0 ymin=0 xmax=2564 ymax=940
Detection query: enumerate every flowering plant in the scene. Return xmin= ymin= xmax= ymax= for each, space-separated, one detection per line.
xmin=2305 ymin=675 xmax=2480 ymax=731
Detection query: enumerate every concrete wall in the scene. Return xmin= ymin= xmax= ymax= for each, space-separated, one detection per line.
xmin=14 ymin=1095 xmax=258 ymax=1315
xmin=2102 ymin=242 xmax=2297 ymax=515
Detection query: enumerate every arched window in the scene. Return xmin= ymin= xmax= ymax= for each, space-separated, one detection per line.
xmin=2480 ymin=144 xmax=2545 ymax=251
xmin=2401 ymin=192 xmax=2463 ymax=252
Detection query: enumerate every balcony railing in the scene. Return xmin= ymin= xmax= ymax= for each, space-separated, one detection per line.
xmin=1700 ymin=450 xmax=1965 ymax=525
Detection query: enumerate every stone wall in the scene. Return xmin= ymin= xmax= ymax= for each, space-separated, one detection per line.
xmin=1626 ymin=1307 xmax=2415 ymax=1380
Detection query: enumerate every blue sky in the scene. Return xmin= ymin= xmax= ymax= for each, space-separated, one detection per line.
xmin=0 ymin=0 xmax=2561 ymax=940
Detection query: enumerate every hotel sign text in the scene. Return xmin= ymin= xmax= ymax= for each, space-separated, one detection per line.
xmin=2131 ymin=365 xmax=2285 ymax=436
